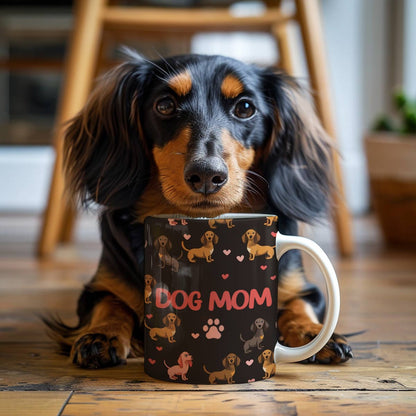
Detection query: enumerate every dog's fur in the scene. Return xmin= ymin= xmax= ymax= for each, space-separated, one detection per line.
xmin=43 ymin=51 xmax=352 ymax=368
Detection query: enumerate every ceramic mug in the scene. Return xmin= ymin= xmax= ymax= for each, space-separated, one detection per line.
xmin=143 ymin=214 xmax=339 ymax=384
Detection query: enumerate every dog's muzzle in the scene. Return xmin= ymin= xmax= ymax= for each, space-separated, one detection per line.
xmin=184 ymin=157 xmax=228 ymax=195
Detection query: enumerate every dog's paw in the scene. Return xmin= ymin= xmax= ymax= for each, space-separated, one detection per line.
xmin=71 ymin=333 xmax=129 ymax=369
xmin=280 ymin=322 xmax=353 ymax=364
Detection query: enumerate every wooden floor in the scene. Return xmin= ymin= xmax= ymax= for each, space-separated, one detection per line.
xmin=0 ymin=213 xmax=415 ymax=415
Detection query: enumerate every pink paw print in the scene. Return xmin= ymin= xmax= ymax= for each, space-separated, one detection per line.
xmin=203 ymin=318 xmax=224 ymax=339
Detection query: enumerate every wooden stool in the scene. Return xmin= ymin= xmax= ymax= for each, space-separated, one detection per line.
xmin=37 ymin=0 xmax=354 ymax=257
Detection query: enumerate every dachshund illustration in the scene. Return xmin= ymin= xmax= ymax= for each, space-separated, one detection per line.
xmin=208 ymin=218 xmax=234 ymax=229
xmin=154 ymin=234 xmax=180 ymax=272
xmin=164 ymin=351 xmax=193 ymax=381
xmin=181 ymin=231 xmax=218 ymax=263
xmin=203 ymin=353 xmax=241 ymax=384
xmin=258 ymin=349 xmax=276 ymax=379
xmin=264 ymin=216 xmax=278 ymax=226
xmin=240 ymin=317 xmax=269 ymax=353
xmin=145 ymin=313 xmax=181 ymax=343
xmin=242 ymin=229 xmax=275 ymax=261
xmin=144 ymin=274 xmax=156 ymax=304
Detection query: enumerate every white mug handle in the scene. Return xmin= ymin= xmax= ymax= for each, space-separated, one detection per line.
xmin=274 ymin=232 xmax=340 ymax=363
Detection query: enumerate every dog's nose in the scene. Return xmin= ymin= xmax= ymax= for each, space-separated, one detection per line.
xmin=185 ymin=158 xmax=228 ymax=195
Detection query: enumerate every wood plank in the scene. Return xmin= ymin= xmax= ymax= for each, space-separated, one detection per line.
xmin=0 ymin=342 xmax=414 ymax=392
xmin=61 ymin=391 xmax=416 ymax=416
xmin=0 ymin=391 xmax=71 ymax=416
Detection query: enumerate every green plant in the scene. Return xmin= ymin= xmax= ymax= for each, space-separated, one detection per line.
xmin=373 ymin=91 xmax=416 ymax=134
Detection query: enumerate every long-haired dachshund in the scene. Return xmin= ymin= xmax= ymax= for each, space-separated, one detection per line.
xmin=43 ymin=49 xmax=352 ymax=368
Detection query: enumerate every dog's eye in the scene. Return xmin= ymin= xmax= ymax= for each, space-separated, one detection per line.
xmin=233 ymin=99 xmax=256 ymax=119
xmin=155 ymin=97 xmax=177 ymax=116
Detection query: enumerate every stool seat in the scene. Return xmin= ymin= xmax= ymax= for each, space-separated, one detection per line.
xmin=102 ymin=6 xmax=292 ymax=32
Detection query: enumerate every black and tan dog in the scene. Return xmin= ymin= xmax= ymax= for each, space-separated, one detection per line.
xmin=43 ymin=50 xmax=352 ymax=368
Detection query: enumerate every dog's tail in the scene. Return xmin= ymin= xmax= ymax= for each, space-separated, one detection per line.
xmin=203 ymin=365 xmax=211 ymax=375
xmin=163 ymin=360 xmax=170 ymax=369
xmin=240 ymin=334 xmax=247 ymax=343
xmin=144 ymin=320 xmax=152 ymax=331
xmin=40 ymin=313 xmax=82 ymax=356
xmin=181 ymin=241 xmax=190 ymax=252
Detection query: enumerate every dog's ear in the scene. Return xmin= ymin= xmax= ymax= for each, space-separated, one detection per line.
xmin=178 ymin=355 xmax=184 ymax=368
xmin=213 ymin=233 xmax=219 ymax=244
xmin=64 ymin=53 xmax=151 ymax=209
xmin=201 ymin=235 xmax=207 ymax=245
xmin=260 ymin=69 xmax=335 ymax=222
xmin=254 ymin=232 xmax=260 ymax=243
xmin=222 ymin=357 xmax=228 ymax=369
xmin=250 ymin=322 xmax=256 ymax=333
xmin=154 ymin=238 xmax=160 ymax=250
xmin=175 ymin=316 xmax=181 ymax=327
xmin=167 ymin=239 xmax=172 ymax=250
xmin=241 ymin=233 xmax=247 ymax=243
xmin=235 ymin=356 xmax=241 ymax=367
xmin=264 ymin=320 xmax=269 ymax=331
xmin=258 ymin=353 xmax=264 ymax=364
xmin=162 ymin=316 xmax=169 ymax=326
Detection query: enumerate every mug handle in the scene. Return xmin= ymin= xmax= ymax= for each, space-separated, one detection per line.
xmin=273 ymin=232 xmax=340 ymax=364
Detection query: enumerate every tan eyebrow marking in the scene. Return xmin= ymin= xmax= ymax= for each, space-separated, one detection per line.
xmin=221 ymin=74 xmax=244 ymax=99
xmin=168 ymin=70 xmax=192 ymax=96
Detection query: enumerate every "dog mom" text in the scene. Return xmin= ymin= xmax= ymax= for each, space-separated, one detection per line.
xmin=155 ymin=287 xmax=273 ymax=312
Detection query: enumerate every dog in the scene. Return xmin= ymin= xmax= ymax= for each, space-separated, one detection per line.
xmin=240 ymin=317 xmax=269 ymax=353
xmin=181 ymin=231 xmax=218 ymax=263
xmin=208 ymin=218 xmax=234 ymax=229
xmin=203 ymin=353 xmax=241 ymax=384
xmin=258 ymin=349 xmax=276 ymax=379
xmin=144 ymin=313 xmax=181 ymax=343
xmin=144 ymin=274 xmax=155 ymax=304
xmin=43 ymin=50 xmax=352 ymax=368
xmin=154 ymin=234 xmax=180 ymax=272
xmin=264 ymin=215 xmax=278 ymax=226
xmin=164 ymin=351 xmax=193 ymax=381
xmin=242 ymin=229 xmax=275 ymax=261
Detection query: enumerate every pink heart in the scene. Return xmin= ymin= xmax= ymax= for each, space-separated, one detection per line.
xmin=260 ymin=265 xmax=268 ymax=271
xmin=191 ymin=333 xmax=200 ymax=339
xmin=248 ymin=378 xmax=256 ymax=383
xmin=223 ymin=249 xmax=231 ymax=256
xmin=168 ymin=219 xmax=178 ymax=226
xmin=146 ymin=314 xmax=153 ymax=320
xmin=245 ymin=359 xmax=254 ymax=366
xmin=270 ymin=275 xmax=277 ymax=280
xmin=236 ymin=255 xmax=244 ymax=262
xmin=148 ymin=358 xmax=156 ymax=365
xmin=221 ymin=273 xmax=229 ymax=280
xmin=156 ymin=346 xmax=163 ymax=351
xmin=183 ymin=234 xmax=191 ymax=240
xmin=271 ymin=231 xmax=277 ymax=237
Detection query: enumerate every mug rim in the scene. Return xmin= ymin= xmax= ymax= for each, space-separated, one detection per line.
xmin=146 ymin=213 xmax=275 ymax=220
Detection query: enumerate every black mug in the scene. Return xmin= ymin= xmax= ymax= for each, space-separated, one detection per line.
xmin=144 ymin=214 xmax=339 ymax=384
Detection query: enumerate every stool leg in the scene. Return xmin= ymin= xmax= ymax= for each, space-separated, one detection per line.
xmin=37 ymin=0 xmax=106 ymax=257
xmin=273 ymin=22 xmax=294 ymax=74
xmin=295 ymin=0 xmax=354 ymax=256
